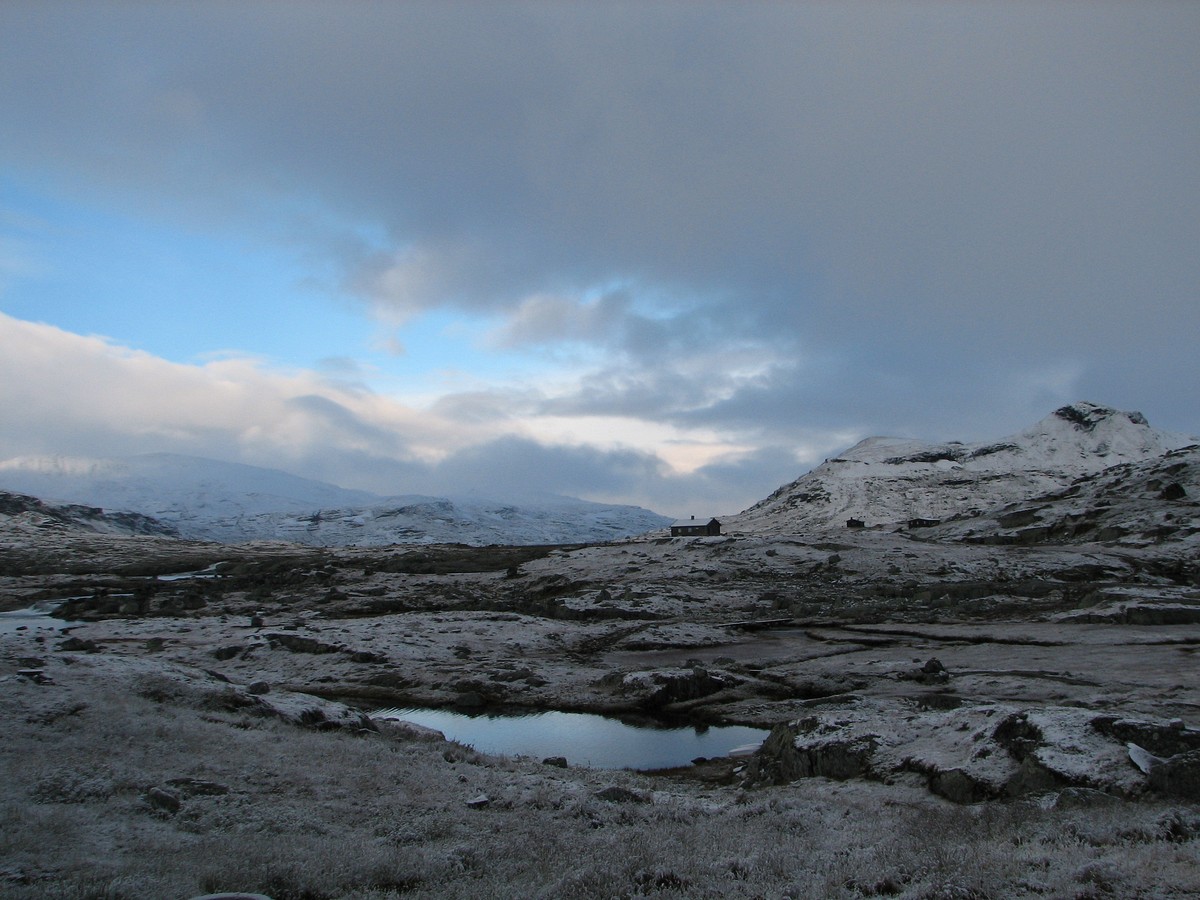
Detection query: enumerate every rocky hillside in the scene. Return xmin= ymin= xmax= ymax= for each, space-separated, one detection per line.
xmin=0 ymin=453 xmax=671 ymax=546
xmin=734 ymin=402 xmax=1197 ymax=535
xmin=926 ymin=442 xmax=1199 ymax=550
xmin=0 ymin=490 xmax=178 ymax=539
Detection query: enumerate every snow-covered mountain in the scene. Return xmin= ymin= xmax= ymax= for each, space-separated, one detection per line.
xmin=0 ymin=453 xmax=671 ymax=546
xmin=0 ymin=453 xmax=380 ymax=522
xmin=733 ymin=402 xmax=1198 ymax=534
xmin=926 ymin=441 xmax=1200 ymax=548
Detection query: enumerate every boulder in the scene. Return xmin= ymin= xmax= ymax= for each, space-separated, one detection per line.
xmin=1160 ymin=482 xmax=1187 ymax=500
xmin=264 ymin=633 xmax=341 ymax=654
xmin=144 ymin=787 xmax=181 ymax=814
xmin=929 ymin=768 xmax=991 ymax=804
xmin=743 ymin=702 xmax=1151 ymax=801
xmin=1095 ymin=717 xmax=1200 ymax=758
xmin=906 ymin=657 xmax=950 ymax=684
xmin=1003 ymin=755 xmax=1067 ymax=797
xmin=1148 ymin=750 xmax=1200 ymax=800
xmin=745 ymin=722 xmax=877 ymax=785
xmin=453 ymin=691 xmax=486 ymax=709
xmin=616 ymin=666 xmax=739 ymax=708
xmin=57 ymin=637 xmax=100 ymax=653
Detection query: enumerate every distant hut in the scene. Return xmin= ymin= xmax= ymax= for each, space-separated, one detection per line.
xmin=846 ymin=517 xmax=865 ymax=529
xmin=670 ymin=516 xmax=722 ymax=537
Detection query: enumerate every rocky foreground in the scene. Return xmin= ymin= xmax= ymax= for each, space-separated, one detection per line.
xmin=2 ymin=516 xmax=1199 ymax=896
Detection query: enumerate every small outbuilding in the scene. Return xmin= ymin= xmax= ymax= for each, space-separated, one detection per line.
xmin=671 ymin=516 xmax=722 ymax=537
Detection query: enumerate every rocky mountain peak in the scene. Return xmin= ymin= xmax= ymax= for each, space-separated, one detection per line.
xmin=1049 ymin=402 xmax=1149 ymax=431
xmin=733 ymin=402 xmax=1198 ymax=533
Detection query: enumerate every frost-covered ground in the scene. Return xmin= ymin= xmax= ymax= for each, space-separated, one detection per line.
xmin=3 ymin=642 xmax=1198 ymax=899
xmin=2 ymin=404 xmax=1198 ymax=896
xmin=2 ymin=522 xmax=1199 ymax=897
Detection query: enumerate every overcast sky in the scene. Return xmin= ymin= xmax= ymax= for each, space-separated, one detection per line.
xmin=1 ymin=2 xmax=1197 ymax=516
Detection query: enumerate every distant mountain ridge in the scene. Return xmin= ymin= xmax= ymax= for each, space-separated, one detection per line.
xmin=733 ymin=402 xmax=1198 ymax=534
xmin=0 ymin=453 xmax=672 ymax=546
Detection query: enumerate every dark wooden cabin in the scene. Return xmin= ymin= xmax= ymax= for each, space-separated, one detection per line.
xmin=670 ymin=516 xmax=722 ymax=537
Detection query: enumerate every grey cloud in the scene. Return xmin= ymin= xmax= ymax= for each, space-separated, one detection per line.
xmin=491 ymin=290 xmax=634 ymax=349
xmin=671 ymin=446 xmax=818 ymax=517
xmin=2 ymin=2 xmax=1197 ymax=449
xmin=538 ymin=362 xmax=754 ymax=422
xmin=281 ymin=447 xmax=430 ymax=499
xmin=420 ymin=436 xmax=796 ymax=517
xmin=426 ymin=436 xmax=668 ymax=502
xmin=429 ymin=389 xmax=533 ymax=425
xmin=286 ymin=395 xmax=406 ymax=451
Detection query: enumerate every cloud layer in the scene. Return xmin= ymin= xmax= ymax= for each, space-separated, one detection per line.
xmin=0 ymin=312 xmax=785 ymax=513
xmin=1 ymin=2 xmax=1198 ymax=512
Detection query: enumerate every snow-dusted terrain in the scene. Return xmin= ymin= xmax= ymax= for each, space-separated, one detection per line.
xmin=2 ymin=401 xmax=1199 ymax=897
xmin=733 ymin=402 xmax=1196 ymax=534
xmin=0 ymin=453 xmax=671 ymax=546
xmin=0 ymin=489 xmax=178 ymax=539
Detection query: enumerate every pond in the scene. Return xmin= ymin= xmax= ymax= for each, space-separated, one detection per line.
xmin=0 ymin=602 xmax=66 ymax=636
xmin=371 ymin=706 xmax=768 ymax=771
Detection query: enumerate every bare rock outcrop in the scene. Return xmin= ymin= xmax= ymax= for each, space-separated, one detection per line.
xmin=745 ymin=698 xmax=1184 ymax=802
xmin=609 ymin=666 xmax=741 ymax=710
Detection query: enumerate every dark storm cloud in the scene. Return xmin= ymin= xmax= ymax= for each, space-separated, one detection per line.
xmin=2 ymin=1 xmax=1198 ymax=474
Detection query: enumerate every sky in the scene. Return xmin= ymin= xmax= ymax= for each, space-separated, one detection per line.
xmin=1 ymin=1 xmax=1197 ymax=517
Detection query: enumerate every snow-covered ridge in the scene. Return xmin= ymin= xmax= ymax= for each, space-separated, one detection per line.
xmin=0 ymin=452 xmax=381 ymax=517
xmin=733 ymin=402 xmax=1198 ymax=533
xmin=0 ymin=453 xmax=671 ymax=546
xmin=0 ymin=489 xmax=179 ymax=538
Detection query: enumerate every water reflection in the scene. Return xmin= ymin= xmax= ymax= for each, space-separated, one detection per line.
xmin=372 ymin=706 xmax=767 ymax=770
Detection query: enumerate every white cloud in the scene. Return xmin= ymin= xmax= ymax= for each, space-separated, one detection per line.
xmin=0 ymin=312 xmax=450 ymax=475
xmin=0 ymin=311 xmax=823 ymax=512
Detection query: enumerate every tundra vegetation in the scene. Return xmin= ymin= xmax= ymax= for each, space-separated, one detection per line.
xmin=2 ymin=524 xmax=1199 ymax=899
xmin=1 ymin=405 xmax=1198 ymax=897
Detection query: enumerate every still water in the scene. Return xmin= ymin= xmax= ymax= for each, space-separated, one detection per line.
xmin=372 ymin=706 xmax=767 ymax=770
xmin=0 ymin=603 xmax=65 ymax=636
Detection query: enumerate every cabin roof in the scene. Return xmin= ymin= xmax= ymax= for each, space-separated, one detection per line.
xmin=671 ymin=517 xmax=720 ymax=527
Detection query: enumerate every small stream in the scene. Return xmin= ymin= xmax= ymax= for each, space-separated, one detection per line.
xmin=156 ymin=564 xmax=224 ymax=581
xmin=0 ymin=602 xmax=67 ymax=636
xmin=372 ymin=706 xmax=768 ymax=770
